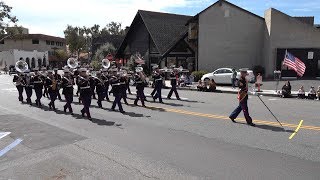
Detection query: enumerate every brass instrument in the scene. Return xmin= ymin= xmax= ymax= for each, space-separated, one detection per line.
xmin=102 ymin=59 xmax=111 ymax=69
xmin=15 ymin=60 xmax=29 ymax=73
xmin=67 ymin=58 xmax=79 ymax=69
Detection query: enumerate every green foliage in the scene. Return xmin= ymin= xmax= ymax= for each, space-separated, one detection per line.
xmin=64 ymin=25 xmax=86 ymax=57
xmin=93 ymin=43 xmax=116 ymax=61
xmin=192 ymin=70 xmax=208 ymax=82
xmin=90 ymin=60 xmax=102 ymax=70
xmin=55 ymin=49 xmax=68 ymax=61
xmin=0 ymin=1 xmax=18 ymax=35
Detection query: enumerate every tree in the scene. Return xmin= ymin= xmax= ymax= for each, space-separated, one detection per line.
xmin=106 ymin=22 xmax=125 ymax=35
xmin=0 ymin=2 xmax=21 ymax=41
xmin=64 ymin=25 xmax=86 ymax=59
xmin=55 ymin=49 xmax=68 ymax=61
xmin=93 ymin=42 xmax=116 ymax=61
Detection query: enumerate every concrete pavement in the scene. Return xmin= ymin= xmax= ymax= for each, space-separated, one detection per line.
xmin=0 ymin=74 xmax=320 ymax=179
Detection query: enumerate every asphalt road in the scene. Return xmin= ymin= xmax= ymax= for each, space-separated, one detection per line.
xmin=0 ymin=74 xmax=319 ymax=179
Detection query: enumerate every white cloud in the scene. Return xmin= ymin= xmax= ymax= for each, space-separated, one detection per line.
xmin=3 ymin=0 xmax=198 ymax=37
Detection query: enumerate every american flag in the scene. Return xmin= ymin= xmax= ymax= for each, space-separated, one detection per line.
xmin=283 ymin=51 xmax=306 ymax=77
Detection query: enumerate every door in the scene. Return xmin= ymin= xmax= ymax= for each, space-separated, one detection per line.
xmin=213 ymin=69 xmax=225 ymax=84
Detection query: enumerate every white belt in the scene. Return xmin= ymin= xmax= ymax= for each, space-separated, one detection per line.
xmin=80 ymin=86 xmax=90 ymax=89
xmin=33 ymin=81 xmax=42 ymax=83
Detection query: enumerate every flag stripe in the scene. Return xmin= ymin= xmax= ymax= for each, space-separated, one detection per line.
xmin=283 ymin=51 xmax=306 ymax=77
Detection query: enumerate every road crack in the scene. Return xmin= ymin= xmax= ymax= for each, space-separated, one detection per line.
xmin=72 ymin=143 xmax=159 ymax=179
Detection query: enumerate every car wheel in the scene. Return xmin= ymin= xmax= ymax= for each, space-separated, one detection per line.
xmin=204 ymin=78 xmax=210 ymax=84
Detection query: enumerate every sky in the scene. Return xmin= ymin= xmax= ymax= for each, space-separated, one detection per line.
xmin=4 ymin=0 xmax=320 ymax=38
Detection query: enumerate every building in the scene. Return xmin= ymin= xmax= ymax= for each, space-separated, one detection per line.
xmin=186 ymin=0 xmax=320 ymax=78
xmin=116 ymin=10 xmax=196 ymax=72
xmin=0 ymin=28 xmax=66 ymax=68
xmin=0 ymin=49 xmax=48 ymax=70
xmin=117 ymin=0 xmax=320 ymax=78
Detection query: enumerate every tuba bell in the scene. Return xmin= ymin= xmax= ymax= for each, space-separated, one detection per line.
xmin=67 ymin=58 xmax=79 ymax=69
xmin=135 ymin=66 xmax=143 ymax=73
xmin=15 ymin=60 xmax=29 ymax=73
xmin=102 ymin=59 xmax=110 ymax=69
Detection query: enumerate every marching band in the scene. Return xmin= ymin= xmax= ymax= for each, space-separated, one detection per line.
xmin=12 ymin=58 xmax=186 ymax=120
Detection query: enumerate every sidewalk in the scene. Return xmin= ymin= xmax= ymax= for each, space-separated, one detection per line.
xmin=163 ymin=81 xmax=299 ymax=97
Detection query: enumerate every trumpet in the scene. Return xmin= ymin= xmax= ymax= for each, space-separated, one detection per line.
xmin=135 ymin=66 xmax=143 ymax=73
xmin=67 ymin=58 xmax=79 ymax=69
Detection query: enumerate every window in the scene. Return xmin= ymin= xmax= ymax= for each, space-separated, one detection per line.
xmin=61 ymin=43 xmax=64 ymax=46
xmin=51 ymin=41 xmax=54 ymax=45
xmin=32 ymin=39 xmax=39 ymax=44
xmin=56 ymin=42 xmax=59 ymax=46
xmin=46 ymin=40 xmax=50 ymax=45
xmin=0 ymin=40 xmax=4 ymax=44
xmin=225 ymin=69 xmax=232 ymax=73
xmin=214 ymin=69 xmax=225 ymax=74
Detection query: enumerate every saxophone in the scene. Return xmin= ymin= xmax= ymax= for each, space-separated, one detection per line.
xmin=52 ymin=77 xmax=57 ymax=91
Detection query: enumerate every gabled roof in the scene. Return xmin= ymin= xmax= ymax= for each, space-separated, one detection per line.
xmin=116 ymin=10 xmax=191 ymax=57
xmin=186 ymin=0 xmax=264 ymax=25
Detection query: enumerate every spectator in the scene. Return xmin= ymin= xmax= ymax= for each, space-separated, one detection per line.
xmin=231 ymin=69 xmax=237 ymax=89
xmin=308 ymin=86 xmax=316 ymax=100
xmin=317 ymin=86 xmax=320 ymax=100
xmin=197 ymin=80 xmax=205 ymax=91
xmin=281 ymin=81 xmax=291 ymax=98
xmin=207 ymin=79 xmax=217 ymax=92
xmin=255 ymin=73 xmax=262 ymax=92
xmin=297 ymin=86 xmax=305 ymax=99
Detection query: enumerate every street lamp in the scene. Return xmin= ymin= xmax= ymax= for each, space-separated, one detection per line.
xmin=84 ymin=32 xmax=92 ymax=63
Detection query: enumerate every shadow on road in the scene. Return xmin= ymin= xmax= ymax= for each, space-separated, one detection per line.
xmin=255 ymin=124 xmax=295 ymax=133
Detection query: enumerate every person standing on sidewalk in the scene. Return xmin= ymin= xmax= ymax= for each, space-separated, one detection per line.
xmin=229 ymin=69 xmax=255 ymax=127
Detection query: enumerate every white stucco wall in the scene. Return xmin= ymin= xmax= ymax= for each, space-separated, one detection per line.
xmin=198 ymin=2 xmax=265 ymax=72
xmin=0 ymin=49 xmax=48 ymax=69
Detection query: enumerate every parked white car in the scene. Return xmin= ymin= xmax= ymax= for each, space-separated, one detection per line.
xmin=201 ymin=68 xmax=255 ymax=85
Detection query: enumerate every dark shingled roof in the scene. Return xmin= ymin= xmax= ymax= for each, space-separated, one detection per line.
xmin=117 ymin=10 xmax=191 ymax=57
xmin=139 ymin=10 xmax=191 ymax=55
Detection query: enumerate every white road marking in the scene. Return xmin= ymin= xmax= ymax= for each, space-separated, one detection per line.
xmin=268 ymin=98 xmax=279 ymax=101
xmin=0 ymin=132 xmax=11 ymax=140
xmin=0 ymin=138 xmax=23 ymax=157
xmin=0 ymin=88 xmax=17 ymax=92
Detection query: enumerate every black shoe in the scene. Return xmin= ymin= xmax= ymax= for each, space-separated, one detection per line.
xmin=120 ymin=111 xmax=126 ymax=114
xmin=167 ymin=97 xmax=171 ymax=99
xmin=177 ymin=98 xmax=181 ymax=100
xmin=142 ymin=105 xmax=146 ymax=108
xmin=160 ymin=101 xmax=164 ymax=104
xmin=48 ymin=103 xmax=52 ymax=109
xmin=111 ymin=108 xmax=115 ymax=111
xmin=70 ymin=112 xmax=74 ymax=115
xmin=229 ymin=117 xmax=236 ymax=123
xmin=88 ymin=117 xmax=92 ymax=120
xmin=248 ymin=123 xmax=256 ymax=127
xmin=81 ymin=110 xmax=85 ymax=117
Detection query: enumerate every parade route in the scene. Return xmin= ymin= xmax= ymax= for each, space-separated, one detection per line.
xmin=0 ymin=74 xmax=319 ymax=179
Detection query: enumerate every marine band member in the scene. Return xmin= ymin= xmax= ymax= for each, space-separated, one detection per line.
xmin=24 ymin=70 xmax=33 ymax=105
xmin=229 ymin=68 xmax=255 ymax=126
xmin=78 ymin=68 xmax=92 ymax=120
xmin=41 ymin=67 xmax=49 ymax=98
xmin=32 ymin=68 xmax=44 ymax=107
xmin=46 ymin=70 xmax=58 ymax=110
xmin=134 ymin=72 xmax=146 ymax=107
xmin=95 ymin=71 xmax=106 ymax=108
xmin=101 ymin=69 xmax=110 ymax=101
xmin=61 ymin=69 xmax=74 ymax=114
xmin=13 ymin=72 xmax=25 ymax=102
xmin=152 ymin=65 xmax=164 ymax=103
xmin=110 ymin=70 xmax=125 ymax=113
xmin=53 ymin=68 xmax=62 ymax=100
